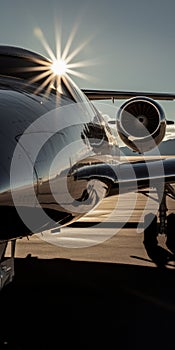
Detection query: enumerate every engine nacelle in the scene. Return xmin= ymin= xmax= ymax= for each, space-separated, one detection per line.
xmin=116 ymin=97 xmax=166 ymax=153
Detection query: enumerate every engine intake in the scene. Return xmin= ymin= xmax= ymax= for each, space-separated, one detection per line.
xmin=116 ymin=97 xmax=166 ymax=153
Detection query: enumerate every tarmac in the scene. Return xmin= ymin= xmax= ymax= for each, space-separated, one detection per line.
xmin=1 ymin=188 xmax=175 ymax=349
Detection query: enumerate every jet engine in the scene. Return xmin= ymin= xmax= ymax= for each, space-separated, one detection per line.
xmin=116 ymin=97 xmax=166 ymax=153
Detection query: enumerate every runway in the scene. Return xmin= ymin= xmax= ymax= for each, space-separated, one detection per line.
xmin=1 ymin=187 xmax=175 ymax=349
xmin=14 ymin=186 xmax=175 ymax=267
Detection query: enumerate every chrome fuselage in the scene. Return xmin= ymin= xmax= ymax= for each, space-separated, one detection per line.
xmin=0 ymin=74 xmax=119 ymax=240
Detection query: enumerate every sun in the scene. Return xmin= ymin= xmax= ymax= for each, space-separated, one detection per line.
xmin=51 ymin=58 xmax=67 ymax=77
xmin=25 ymin=24 xmax=98 ymax=99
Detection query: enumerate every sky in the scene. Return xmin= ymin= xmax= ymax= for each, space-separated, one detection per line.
xmin=1 ymin=0 xmax=175 ymax=133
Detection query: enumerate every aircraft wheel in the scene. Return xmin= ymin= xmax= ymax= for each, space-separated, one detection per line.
xmin=143 ymin=213 xmax=172 ymax=267
xmin=143 ymin=213 xmax=158 ymax=247
xmin=166 ymin=213 xmax=175 ymax=254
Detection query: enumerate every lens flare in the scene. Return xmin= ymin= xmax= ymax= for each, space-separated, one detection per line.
xmin=51 ymin=58 xmax=67 ymax=77
xmin=25 ymin=24 xmax=98 ymax=100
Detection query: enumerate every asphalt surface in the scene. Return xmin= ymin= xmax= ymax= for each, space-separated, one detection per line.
xmin=1 ymin=188 xmax=175 ymax=349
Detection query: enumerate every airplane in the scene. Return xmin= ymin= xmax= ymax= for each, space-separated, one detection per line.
xmin=0 ymin=44 xmax=175 ymax=290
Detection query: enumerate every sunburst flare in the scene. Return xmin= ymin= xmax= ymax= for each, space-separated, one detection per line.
xmin=24 ymin=24 xmax=98 ymax=101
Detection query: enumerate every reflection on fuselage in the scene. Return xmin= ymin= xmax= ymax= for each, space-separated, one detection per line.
xmin=0 ymin=74 xmax=119 ymax=240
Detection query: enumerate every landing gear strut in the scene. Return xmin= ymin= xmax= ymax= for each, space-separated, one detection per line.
xmin=157 ymin=184 xmax=175 ymax=242
xmin=146 ymin=183 xmax=175 ymax=238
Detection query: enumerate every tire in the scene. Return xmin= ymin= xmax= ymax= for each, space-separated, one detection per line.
xmin=166 ymin=213 xmax=175 ymax=254
xmin=143 ymin=213 xmax=172 ymax=267
xmin=143 ymin=213 xmax=158 ymax=247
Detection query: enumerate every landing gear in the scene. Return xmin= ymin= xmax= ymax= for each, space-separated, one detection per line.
xmin=144 ymin=183 xmax=175 ymax=238
xmin=157 ymin=183 xmax=175 ymax=241
xmin=143 ymin=184 xmax=175 ymax=266
xmin=166 ymin=213 xmax=175 ymax=254
xmin=0 ymin=240 xmax=16 ymax=291
xmin=143 ymin=213 xmax=158 ymax=248
xmin=143 ymin=212 xmax=172 ymax=267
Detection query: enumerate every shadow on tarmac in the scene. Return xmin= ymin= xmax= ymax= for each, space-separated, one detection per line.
xmin=1 ymin=256 xmax=175 ymax=349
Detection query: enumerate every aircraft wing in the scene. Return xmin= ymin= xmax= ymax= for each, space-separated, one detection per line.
xmin=82 ymin=89 xmax=175 ymax=127
xmin=82 ymin=89 xmax=175 ymax=101
xmin=74 ymin=157 xmax=175 ymax=197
